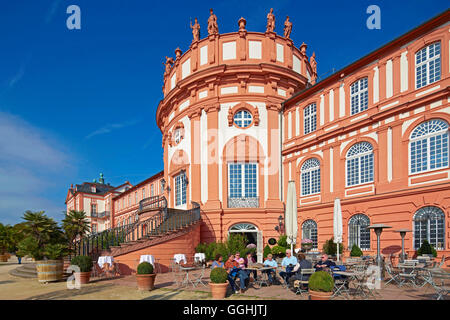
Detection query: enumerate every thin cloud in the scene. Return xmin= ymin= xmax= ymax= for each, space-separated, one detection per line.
xmin=8 ymin=64 xmax=26 ymax=88
xmin=45 ymin=0 xmax=62 ymax=24
xmin=85 ymin=119 xmax=140 ymax=139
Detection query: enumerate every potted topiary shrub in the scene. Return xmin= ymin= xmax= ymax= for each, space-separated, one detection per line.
xmin=308 ymin=271 xmax=335 ymax=300
xmin=209 ymin=267 xmax=229 ymax=299
xmin=417 ymin=240 xmax=437 ymax=258
xmin=350 ymin=244 xmax=363 ymax=257
xmin=136 ymin=262 xmax=156 ymax=291
xmin=70 ymin=255 xmax=93 ymax=284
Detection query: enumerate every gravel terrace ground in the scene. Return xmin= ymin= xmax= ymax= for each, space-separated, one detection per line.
xmin=1 ymin=260 xmax=448 ymax=300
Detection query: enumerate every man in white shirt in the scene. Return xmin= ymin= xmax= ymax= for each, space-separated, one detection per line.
xmin=263 ymin=254 xmax=278 ymax=285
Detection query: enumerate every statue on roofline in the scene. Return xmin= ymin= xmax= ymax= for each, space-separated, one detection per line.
xmin=163 ymin=56 xmax=175 ymax=76
xmin=284 ymin=16 xmax=292 ymax=39
xmin=207 ymin=8 xmax=219 ymax=35
xmin=266 ymin=8 xmax=275 ymax=33
xmin=190 ymin=17 xmax=200 ymax=42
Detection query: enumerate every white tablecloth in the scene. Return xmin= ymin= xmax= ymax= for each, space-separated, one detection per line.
xmin=98 ymin=256 xmax=114 ymax=268
xmin=194 ymin=253 xmax=206 ymax=262
xmin=140 ymin=255 xmax=155 ymax=265
xmin=174 ymin=254 xmax=187 ymax=264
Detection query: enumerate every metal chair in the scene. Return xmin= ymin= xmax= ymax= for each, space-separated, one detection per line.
xmin=293 ymin=268 xmax=315 ymax=296
xmin=384 ymin=263 xmax=401 ymax=286
xmin=397 ymin=263 xmax=418 ymax=287
xmin=191 ymin=265 xmax=207 ymax=287
xmin=331 ymin=266 xmax=350 ymax=299
xmin=170 ymin=259 xmax=185 ymax=287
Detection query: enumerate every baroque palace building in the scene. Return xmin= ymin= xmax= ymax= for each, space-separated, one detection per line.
xmin=66 ymin=9 xmax=450 ymax=270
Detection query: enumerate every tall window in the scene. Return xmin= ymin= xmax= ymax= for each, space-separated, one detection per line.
xmin=304 ymin=103 xmax=317 ymax=135
xmin=135 ymin=192 xmax=138 ymax=204
xmin=92 ymin=224 xmax=97 ymax=233
xmin=142 ymin=188 xmax=145 ymax=200
xmin=302 ymin=220 xmax=318 ymax=249
xmin=151 ymin=184 xmax=154 ymax=196
xmin=91 ymin=204 xmax=97 ymax=216
xmin=301 ymin=158 xmax=321 ymax=196
xmin=233 ymin=110 xmax=253 ymax=128
xmin=175 ymin=172 xmax=187 ymax=206
xmin=348 ymin=214 xmax=370 ymax=250
xmin=350 ymin=77 xmax=368 ymax=115
xmin=346 ymin=142 xmax=374 ymax=187
xmin=416 ymin=42 xmax=441 ymax=89
xmin=128 ymin=195 xmax=131 ymax=207
xmin=410 ymin=119 xmax=449 ymax=174
xmin=228 ymin=163 xmax=257 ymax=198
xmin=414 ymin=206 xmax=445 ymax=250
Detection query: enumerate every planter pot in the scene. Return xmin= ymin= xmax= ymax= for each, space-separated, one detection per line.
xmin=0 ymin=254 xmax=8 ymax=262
xmin=36 ymin=259 xmax=64 ymax=283
xmin=209 ymin=281 xmax=229 ymax=299
xmin=136 ymin=274 xmax=156 ymax=291
xmin=302 ymin=244 xmax=313 ymax=252
xmin=308 ymin=289 xmax=333 ymax=300
xmin=74 ymin=271 xmax=91 ymax=284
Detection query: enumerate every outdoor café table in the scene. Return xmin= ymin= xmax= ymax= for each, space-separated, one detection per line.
xmin=174 ymin=254 xmax=187 ymax=264
xmin=334 ymin=271 xmax=368 ymax=298
xmin=97 ymin=256 xmax=114 ymax=268
xmin=179 ymin=265 xmax=197 ymax=287
xmin=397 ymin=263 xmax=425 ymax=287
xmin=246 ymin=266 xmax=274 ymax=288
xmin=194 ymin=253 xmax=206 ymax=264
xmin=139 ymin=255 xmax=155 ymax=265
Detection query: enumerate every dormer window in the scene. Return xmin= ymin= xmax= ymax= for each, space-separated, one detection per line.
xmin=91 ymin=186 xmax=96 ymax=193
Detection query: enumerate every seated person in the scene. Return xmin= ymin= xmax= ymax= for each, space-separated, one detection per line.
xmin=234 ymin=252 xmax=249 ymax=292
xmin=224 ymin=254 xmax=239 ymax=293
xmin=263 ymin=254 xmax=278 ymax=284
xmin=244 ymin=252 xmax=258 ymax=281
xmin=211 ymin=254 xmax=224 ymax=269
xmin=279 ymin=249 xmax=298 ymax=285
xmin=314 ymin=254 xmax=336 ymax=271
xmin=289 ymin=253 xmax=313 ymax=287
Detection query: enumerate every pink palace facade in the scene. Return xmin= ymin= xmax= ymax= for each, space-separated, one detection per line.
xmin=66 ymin=10 xmax=450 ymax=270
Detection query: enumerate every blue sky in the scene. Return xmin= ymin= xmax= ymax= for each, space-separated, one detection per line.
xmin=0 ymin=0 xmax=448 ymax=225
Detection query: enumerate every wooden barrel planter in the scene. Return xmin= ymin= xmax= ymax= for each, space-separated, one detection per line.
xmin=0 ymin=255 xmax=8 ymax=262
xmin=308 ymin=290 xmax=333 ymax=300
xmin=36 ymin=260 xmax=64 ymax=283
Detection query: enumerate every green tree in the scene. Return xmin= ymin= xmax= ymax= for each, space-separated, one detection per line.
xmin=350 ymin=244 xmax=363 ymax=257
xmin=322 ymin=237 xmax=344 ymax=255
xmin=0 ymin=223 xmax=12 ymax=255
xmin=62 ymin=210 xmax=90 ymax=250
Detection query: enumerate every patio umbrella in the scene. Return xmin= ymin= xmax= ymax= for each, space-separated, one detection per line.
xmin=333 ymin=198 xmax=343 ymax=262
xmin=285 ymin=181 xmax=298 ymax=252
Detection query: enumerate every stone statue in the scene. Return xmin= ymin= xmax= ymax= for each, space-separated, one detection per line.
xmin=266 ymin=8 xmax=275 ymax=33
xmin=207 ymin=8 xmax=219 ymax=35
xmin=310 ymin=52 xmax=317 ymax=75
xmin=284 ymin=16 xmax=292 ymax=38
xmin=163 ymin=56 xmax=174 ymax=76
xmin=190 ymin=17 xmax=200 ymax=42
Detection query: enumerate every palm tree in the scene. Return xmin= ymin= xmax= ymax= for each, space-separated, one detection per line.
xmin=62 ymin=210 xmax=90 ymax=250
xmin=21 ymin=211 xmax=63 ymax=248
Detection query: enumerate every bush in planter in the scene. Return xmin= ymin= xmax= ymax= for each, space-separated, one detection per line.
xmin=308 ymin=271 xmax=334 ymax=292
xmin=277 ymin=234 xmax=288 ymax=248
xmin=271 ymin=245 xmax=286 ymax=258
xmin=417 ymin=240 xmax=437 ymax=257
xmin=350 ymin=244 xmax=363 ymax=257
xmin=71 ymin=255 xmax=93 ymax=273
xmin=137 ymin=262 xmax=154 ymax=274
xmin=210 ymin=267 xmax=228 ymax=283
xmin=322 ymin=237 xmax=344 ymax=256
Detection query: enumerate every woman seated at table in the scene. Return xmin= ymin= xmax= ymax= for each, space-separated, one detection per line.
xmin=289 ymin=253 xmax=313 ymax=287
xmin=211 ymin=254 xmax=224 ymax=269
xmin=225 ymin=254 xmax=248 ymax=294
xmin=263 ymin=254 xmax=278 ymax=285
xmin=244 ymin=252 xmax=258 ymax=281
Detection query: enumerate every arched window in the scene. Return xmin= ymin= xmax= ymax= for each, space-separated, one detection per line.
xmin=302 ymin=220 xmax=318 ymax=249
xmin=346 ymin=142 xmax=374 ymax=186
xmin=301 ymin=158 xmax=321 ymax=196
xmin=233 ymin=110 xmax=253 ymax=128
xmin=416 ymin=42 xmax=441 ymax=89
xmin=410 ymin=119 xmax=449 ymax=174
xmin=350 ymin=77 xmax=368 ymax=115
xmin=413 ymin=206 xmax=445 ymax=250
xmin=348 ymin=214 xmax=370 ymax=250
xmin=229 ymin=223 xmax=258 ymax=232
xmin=304 ymin=103 xmax=317 ymax=135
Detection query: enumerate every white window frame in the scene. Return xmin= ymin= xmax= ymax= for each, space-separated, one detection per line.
xmin=415 ymin=42 xmax=441 ymax=89
xmin=345 ymin=142 xmax=374 ymax=187
xmin=350 ymin=77 xmax=368 ymax=115
xmin=174 ymin=128 xmax=181 ymax=144
xmin=227 ymin=162 xmax=258 ymax=199
xmin=175 ymin=172 xmax=187 ymax=207
xmin=409 ymin=119 xmax=449 ymax=175
xmin=142 ymin=188 xmax=146 ymax=200
xmin=304 ymin=103 xmax=317 ymax=135
xmin=150 ymin=184 xmax=154 ymax=197
xmin=300 ymin=158 xmax=321 ymax=196
xmin=233 ymin=110 xmax=253 ymax=128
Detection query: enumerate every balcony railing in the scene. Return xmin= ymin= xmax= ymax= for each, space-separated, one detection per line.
xmin=91 ymin=211 xmax=110 ymax=218
xmin=228 ymin=197 xmax=259 ymax=208
xmin=138 ymin=196 xmax=167 ymax=214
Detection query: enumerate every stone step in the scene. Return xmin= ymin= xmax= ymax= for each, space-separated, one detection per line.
xmin=9 ymin=264 xmax=37 ymax=279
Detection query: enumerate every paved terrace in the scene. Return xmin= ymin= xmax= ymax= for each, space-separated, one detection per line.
xmin=1 ymin=261 xmax=448 ymax=300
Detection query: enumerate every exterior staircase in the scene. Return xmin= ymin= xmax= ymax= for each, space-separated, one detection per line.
xmin=9 ymin=263 xmax=37 ymax=279
xmin=73 ymin=197 xmax=201 ymax=262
